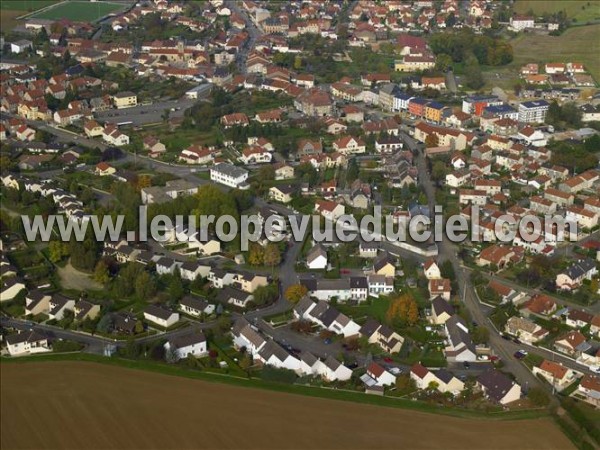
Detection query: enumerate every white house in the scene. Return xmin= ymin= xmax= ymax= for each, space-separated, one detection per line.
xmin=6 ymin=330 xmax=51 ymax=356
xmin=366 ymin=362 xmax=396 ymax=386
xmin=477 ymin=369 xmax=521 ymax=405
xmin=164 ymin=332 xmax=207 ymax=360
xmin=232 ymin=318 xmax=267 ymax=356
xmin=321 ymin=356 xmax=353 ymax=381
xmin=210 ymin=163 xmax=249 ymax=189
xmin=143 ymin=305 xmax=180 ymax=328
xmin=306 ymin=244 xmax=328 ymax=269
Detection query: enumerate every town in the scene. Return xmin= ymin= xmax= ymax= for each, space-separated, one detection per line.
xmin=0 ymin=0 xmax=599 ymax=448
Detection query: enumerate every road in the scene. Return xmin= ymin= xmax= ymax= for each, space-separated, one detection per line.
xmin=227 ymin=0 xmax=262 ymax=74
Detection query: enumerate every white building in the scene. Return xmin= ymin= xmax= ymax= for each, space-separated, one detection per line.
xmin=210 ymin=163 xmax=249 ymax=189
xmin=164 ymin=332 xmax=207 ymax=360
xmin=518 ymin=100 xmax=549 ymax=124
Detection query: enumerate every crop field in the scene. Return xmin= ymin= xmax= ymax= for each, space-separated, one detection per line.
xmin=514 ymin=1 xmax=600 ymax=23
xmin=27 ymin=1 xmax=125 ymax=22
xmin=1 ymin=362 xmax=575 ymax=449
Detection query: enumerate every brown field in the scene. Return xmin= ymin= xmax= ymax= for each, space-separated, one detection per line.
xmin=1 ymin=362 xmax=575 ymax=450
xmin=0 ymin=9 xmax=23 ymax=31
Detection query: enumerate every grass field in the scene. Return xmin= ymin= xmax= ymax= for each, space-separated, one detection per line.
xmin=0 ymin=0 xmax=58 ymax=11
xmin=484 ymin=24 xmax=600 ymax=90
xmin=1 ymin=361 xmax=575 ymax=449
xmin=514 ymin=1 xmax=600 ymax=22
xmin=512 ymin=24 xmax=600 ymax=80
xmin=27 ymin=1 xmax=125 ymax=22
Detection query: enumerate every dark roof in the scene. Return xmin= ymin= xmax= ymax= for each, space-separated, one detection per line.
xmin=168 ymin=331 xmax=206 ymax=350
xmin=434 ymin=369 xmax=455 ymax=384
xmin=477 ymin=370 xmax=517 ymax=403
xmin=5 ymin=329 xmax=48 ymax=346
xmin=180 ymin=295 xmax=209 ymax=312
xmin=144 ymin=304 xmax=175 ymax=320
xmin=350 ymin=276 xmax=368 ymax=289
xmin=360 ymin=318 xmax=381 ymax=337
xmin=432 ymin=296 xmax=455 ymax=317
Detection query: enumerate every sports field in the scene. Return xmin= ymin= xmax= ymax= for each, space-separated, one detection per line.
xmin=1 ymin=362 xmax=575 ymax=449
xmin=514 ymin=1 xmax=600 ymax=23
xmin=27 ymin=1 xmax=125 ymax=22
xmin=0 ymin=1 xmax=58 ymax=11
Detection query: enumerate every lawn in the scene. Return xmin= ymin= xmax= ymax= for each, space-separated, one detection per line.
xmin=0 ymin=0 xmax=58 ymax=10
xmin=514 ymin=1 xmax=600 ymax=22
xmin=28 ymin=1 xmax=125 ymax=22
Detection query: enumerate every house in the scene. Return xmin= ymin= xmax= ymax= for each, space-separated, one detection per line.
xmin=179 ymin=145 xmax=213 ymax=165
xmin=84 ymin=120 xmax=103 ymax=138
xmin=523 ymin=294 xmax=557 ymax=317
xmin=554 ymin=330 xmax=590 ymax=357
xmin=359 ymin=318 xmax=404 ymax=354
xmin=477 ymin=245 xmax=518 ymax=269
xmin=143 ymin=304 xmax=180 ymax=328
xmin=113 ymin=91 xmax=137 ymax=109
xmin=372 ymin=252 xmax=395 ymax=277
xmin=306 ymin=244 xmax=328 ymax=270
xmin=504 ymin=316 xmax=548 ymax=344
xmin=73 ymin=300 xmax=100 ymax=321
xmin=179 ymin=295 xmax=215 ymax=317
xmin=268 ymin=184 xmax=295 ymax=204
xmin=444 ymin=315 xmax=477 ymax=362
xmin=95 ymin=162 xmax=116 ymax=177
xmin=533 ymin=360 xmax=574 ymax=390
xmin=430 ymin=296 xmax=455 ymax=325
xmin=164 ymin=332 xmax=207 ymax=360
xmin=577 ymin=375 xmax=600 ymax=407
xmin=274 ymin=163 xmax=294 ymax=180
xmin=25 ymin=289 xmax=51 ymax=316
xmin=411 ymin=363 xmax=465 ymax=395
xmin=217 ymin=286 xmax=254 ymax=309
xmin=10 ymin=39 xmax=33 ymax=54
xmin=221 ymin=112 xmax=249 ymax=128
xmin=367 ymin=275 xmax=394 ymax=298
xmin=428 ymin=278 xmax=451 ymax=301
xmin=113 ymin=312 xmax=139 ymax=334
xmin=210 ymin=163 xmax=249 ymax=189
xmin=510 ymin=15 xmax=534 ymax=31
xmin=240 ymin=145 xmax=272 ymax=164
xmin=143 ymin=137 xmax=166 ymax=157
xmin=314 ymin=200 xmax=345 ymax=222
xmin=6 ymin=330 xmax=51 ymax=356
xmin=321 ymin=355 xmax=352 ymax=381
xmin=257 ymin=340 xmax=301 ymax=372
xmin=48 ymin=294 xmax=75 ymax=320
xmin=102 ymin=124 xmax=129 ymax=146
xmin=565 ymin=309 xmax=594 ymax=329
xmin=366 ymin=362 xmax=396 ymax=387
xmin=297 ymin=139 xmax=323 ymax=157
xmin=375 ymin=135 xmax=403 ymax=153
xmin=556 ymin=259 xmax=597 ymax=291
xmin=423 ymin=259 xmax=441 ymax=280
xmin=477 ymin=369 xmax=521 ymax=405
xmin=232 ymin=318 xmax=267 ymax=357
xmin=359 ymin=241 xmax=378 ymax=258
xmin=333 ymin=136 xmax=366 ymax=155
xmin=294 ymin=88 xmax=333 ymax=117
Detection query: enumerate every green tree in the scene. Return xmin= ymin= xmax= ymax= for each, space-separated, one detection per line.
xmin=169 ymin=274 xmax=184 ymax=301
xmin=135 ymin=271 xmax=156 ymax=300
xmin=93 ymin=260 xmax=110 ymax=284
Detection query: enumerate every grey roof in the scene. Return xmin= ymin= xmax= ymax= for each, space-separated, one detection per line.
xmin=233 ymin=318 xmax=266 ymax=349
xmin=434 ymin=369 xmax=455 ymax=384
xmin=258 ymin=340 xmax=291 ymax=363
xmin=217 ymin=286 xmax=251 ymax=303
xmin=144 ymin=304 xmax=175 ymax=320
xmin=323 ymin=355 xmax=342 ymax=371
xmin=294 ymin=295 xmax=315 ymax=317
xmin=373 ymin=252 xmax=394 ymax=272
xmin=212 ymin=162 xmax=248 ymax=178
xmin=477 ymin=370 xmax=517 ymax=403
xmin=299 ymin=350 xmax=318 ymax=366
xmin=168 ymin=331 xmax=206 ymax=350
xmin=445 ymin=315 xmax=475 ymax=353
xmin=360 ymin=318 xmax=382 ymax=338
xmin=307 ymin=300 xmax=329 ymax=321
xmin=74 ymin=300 xmax=96 ymax=320
xmin=562 ymin=259 xmax=596 ymax=280
xmin=6 ymin=329 xmax=48 ymax=346
xmin=306 ymin=244 xmax=327 ymax=265
xmin=180 ymin=295 xmax=209 ymax=312
xmin=350 ymin=276 xmax=368 ymax=289
xmin=432 ymin=296 xmax=455 ymax=317
xmin=49 ymin=294 xmax=72 ymax=315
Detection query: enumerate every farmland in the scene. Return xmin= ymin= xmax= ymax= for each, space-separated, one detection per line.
xmin=514 ymin=1 xmax=600 ymax=23
xmin=1 ymin=361 xmax=575 ymax=449
xmin=26 ymin=1 xmax=126 ymax=22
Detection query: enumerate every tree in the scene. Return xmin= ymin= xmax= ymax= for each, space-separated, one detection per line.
xmin=48 ymin=240 xmax=69 ymax=263
xmin=527 ymin=387 xmax=550 ymax=406
xmin=168 ymin=274 xmax=184 ymax=301
xmin=248 ymin=243 xmax=264 ymax=266
xmin=431 ymin=160 xmax=447 ymax=182
xmin=425 ymin=133 xmax=439 ymax=148
xmin=253 ymin=284 xmax=278 ymax=306
xmin=134 ymin=320 xmax=144 ymax=334
xmin=161 ymin=109 xmax=170 ymax=124
xmin=386 ymin=293 xmax=419 ymax=326
xmin=263 ymin=243 xmax=281 ymax=272
xmin=464 ymin=55 xmax=484 ymax=90
xmin=135 ymin=271 xmax=156 ymax=300
xmin=472 ymin=326 xmax=489 ymax=344
xmin=284 ymin=284 xmax=308 ymax=303
xmin=93 ymin=260 xmax=110 ymax=284
xmin=435 ymin=53 xmax=453 ymax=72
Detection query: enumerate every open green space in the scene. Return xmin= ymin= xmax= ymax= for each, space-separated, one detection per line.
xmin=0 ymin=0 xmax=58 ymax=11
xmin=514 ymin=1 xmax=600 ymax=22
xmin=28 ymin=1 xmax=125 ymax=22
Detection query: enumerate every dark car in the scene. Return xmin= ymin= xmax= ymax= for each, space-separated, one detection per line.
xmin=513 ymin=351 xmax=526 ymax=360
xmin=463 ymin=361 xmax=470 ymax=369
xmin=501 ymin=334 xmax=511 ymax=340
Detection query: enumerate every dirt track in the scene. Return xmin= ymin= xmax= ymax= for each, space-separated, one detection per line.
xmin=1 ymin=362 xmax=575 ymax=450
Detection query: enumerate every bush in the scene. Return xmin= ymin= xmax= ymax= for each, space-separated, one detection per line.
xmin=52 ymin=340 xmax=84 ymax=353
xmin=260 ymin=366 xmax=297 ymax=384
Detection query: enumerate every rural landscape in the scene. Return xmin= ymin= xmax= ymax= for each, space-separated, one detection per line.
xmin=1 ymin=0 xmax=600 ymax=449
